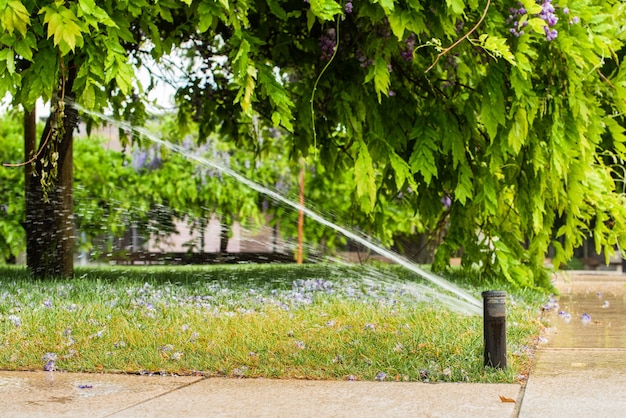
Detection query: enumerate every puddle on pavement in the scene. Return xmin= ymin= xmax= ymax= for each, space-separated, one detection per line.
xmin=0 ymin=371 xmax=202 ymax=416
xmin=545 ymin=279 xmax=626 ymax=349
xmin=0 ymin=372 xmax=120 ymax=393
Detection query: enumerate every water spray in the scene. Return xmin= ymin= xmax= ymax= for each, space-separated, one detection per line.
xmin=75 ymin=104 xmax=483 ymax=315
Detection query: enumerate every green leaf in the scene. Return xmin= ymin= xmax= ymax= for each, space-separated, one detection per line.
xmin=364 ymin=57 xmax=390 ymax=103
xmin=477 ymin=34 xmax=516 ymax=65
xmin=78 ymin=0 xmax=117 ymax=28
xmin=115 ymin=61 xmax=133 ymax=95
xmin=218 ymin=0 xmax=230 ymax=12
xmin=354 ymin=141 xmax=377 ymax=212
xmin=387 ymin=10 xmax=408 ymax=39
xmin=41 ymin=6 xmax=84 ymax=54
xmin=197 ymin=0 xmax=220 ymax=32
xmin=445 ymin=0 xmax=464 ymax=14
xmin=80 ymin=82 xmax=96 ymax=108
xmin=306 ymin=9 xmax=316 ymax=32
xmin=408 ymin=126 xmax=438 ymax=185
xmin=373 ymin=0 xmax=395 ymax=13
xmin=232 ymin=37 xmax=251 ymax=76
xmin=309 ymin=0 xmax=342 ymax=22
xmin=236 ymin=65 xmax=257 ymax=112
xmin=78 ymin=0 xmax=95 ymax=14
xmin=266 ymin=0 xmax=287 ymax=20
xmin=454 ymin=164 xmax=474 ymax=205
xmin=507 ymin=107 xmax=528 ymax=154
xmin=476 ymin=175 xmax=497 ymax=215
xmin=480 ymin=72 xmax=505 ymax=141
xmin=14 ymin=36 xmax=34 ymax=61
xmin=258 ymin=66 xmax=294 ymax=131
xmin=4 ymin=48 xmax=14 ymax=73
xmin=232 ymin=37 xmax=257 ymax=112
xmin=1 ymin=0 xmax=30 ymax=36
xmin=388 ymin=149 xmax=415 ymax=190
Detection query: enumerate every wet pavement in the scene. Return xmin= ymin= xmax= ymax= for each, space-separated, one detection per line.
xmin=2 ymin=271 xmax=624 ymax=417
xmin=518 ymin=271 xmax=626 ymax=417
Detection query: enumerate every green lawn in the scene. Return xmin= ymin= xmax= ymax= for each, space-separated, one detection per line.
xmin=0 ymin=264 xmax=548 ymax=383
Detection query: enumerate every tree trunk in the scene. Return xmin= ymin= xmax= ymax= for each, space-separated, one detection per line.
xmin=25 ymin=67 xmax=78 ymax=279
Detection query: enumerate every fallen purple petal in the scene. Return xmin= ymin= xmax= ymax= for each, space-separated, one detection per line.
xmin=581 ymin=313 xmax=591 ymax=325
xmin=44 ymin=361 xmax=56 ymax=372
xmin=375 ymin=371 xmax=387 ymax=381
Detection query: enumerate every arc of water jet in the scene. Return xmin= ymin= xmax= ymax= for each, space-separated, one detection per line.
xmin=76 ymin=105 xmax=483 ymax=315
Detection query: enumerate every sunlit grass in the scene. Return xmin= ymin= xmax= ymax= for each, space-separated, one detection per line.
xmin=0 ymin=264 xmax=548 ymax=382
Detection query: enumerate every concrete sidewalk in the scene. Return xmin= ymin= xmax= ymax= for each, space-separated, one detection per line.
xmin=1 ymin=271 xmax=623 ymax=417
xmin=0 ymin=371 xmax=520 ymax=417
xmin=518 ymin=271 xmax=626 ymax=417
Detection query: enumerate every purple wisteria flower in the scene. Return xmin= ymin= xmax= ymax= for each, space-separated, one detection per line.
xmin=132 ymin=148 xmax=149 ymax=171
xmin=333 ymin=355 xmax=344 ymax=364
xmin=539 ymin=0 xmax=559 ymax=41
xmin=542 ymin=295 xmax=559 ymax=311
xmin=581 ymin=313 xmax=591 ymax=325
xmin=344 ymin=1 xmax=352 ymax=13
xmin=42 ymin=352 xmax=58 ymax=372
xmin=539 ymin=0 xmax=558 ymax=26
xmin=544 ymin=26 xmax=558 ymax=41
xmin=401 ymin=33 xmax=416 ymax=61
xmin=319 ymin=28 xmax=336 ymax=61
xmin=233 ymin=367 xmax=248 ymax=377
xmin=506 ymin=4 xmax=528 ymax=37
xmin=356 ymin=50 xmax=374 ymax=68
xmin=557 ymin=310 xmax=571 ymax=323
xmin=375 ymin=371 xmax=387 ymax=381
xmin=8 ymin=315 xmax=21 ymax=327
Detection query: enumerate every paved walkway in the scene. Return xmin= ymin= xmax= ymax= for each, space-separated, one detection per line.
xmin=0 ymin=271 xmax=623 ymax=417
xmin=517 ymin=271 xmax=626 ymax=417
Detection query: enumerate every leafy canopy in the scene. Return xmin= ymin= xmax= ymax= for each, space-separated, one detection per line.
xmin=1 ymin=0 xmax=626 ymax=286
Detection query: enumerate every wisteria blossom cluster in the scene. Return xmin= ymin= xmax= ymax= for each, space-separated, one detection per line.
xmin=132 ymin=145 xmax=163 ymax=172
xmin=539 ymin=0 xmax=558 ymax=41
xmin=401 ymin=34 xmax=416 ymax=62
xmin=319 ymin=28 xmax=336 ymax=61
xmin=507 ymin=0 xmax=579 ymax=41
xmin=506 ymin=4 xmax=528 ymax=37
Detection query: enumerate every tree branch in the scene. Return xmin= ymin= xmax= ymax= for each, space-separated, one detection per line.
xmin=425 ymin=0 xmax=492 ymax=73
